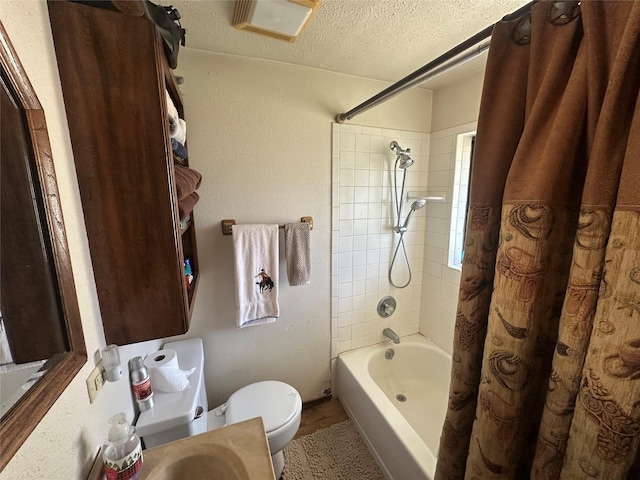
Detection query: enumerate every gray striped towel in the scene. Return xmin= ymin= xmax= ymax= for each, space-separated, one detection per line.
xmin=284 ymin=222 xmax=311 ymax=286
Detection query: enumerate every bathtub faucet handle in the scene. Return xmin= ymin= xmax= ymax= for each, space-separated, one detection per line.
xmin=383 ymin=328 xmax=400 ymax=344
xmin=377 ymin=296 xmax=396 ymax=318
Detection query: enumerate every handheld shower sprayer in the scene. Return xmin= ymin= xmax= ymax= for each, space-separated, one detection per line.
xmin=404 ymin=198 xmax=427 ymax=228
xmin=394 ymin=198 xmax=427 ymax=233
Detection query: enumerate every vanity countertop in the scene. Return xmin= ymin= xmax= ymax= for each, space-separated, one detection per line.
xmin=138 ymin=417 xmax=275 ymax=480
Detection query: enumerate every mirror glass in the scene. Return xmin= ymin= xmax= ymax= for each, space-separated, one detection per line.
xmin=0 ymin=20 xmax=86 ymax=471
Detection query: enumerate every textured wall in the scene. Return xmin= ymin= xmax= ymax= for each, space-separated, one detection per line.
xmin=173 ymin=49 xmax=431 ymax=407
xmin=430 ymin=69 xmax=484 ymax=132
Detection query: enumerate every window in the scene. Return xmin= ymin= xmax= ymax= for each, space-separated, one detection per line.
xmin=448 ymin=132 xmax=475 ymax=269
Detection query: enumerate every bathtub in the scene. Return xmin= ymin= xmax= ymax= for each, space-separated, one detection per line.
xmin=336 ymin=333 xmax=451 ymax=480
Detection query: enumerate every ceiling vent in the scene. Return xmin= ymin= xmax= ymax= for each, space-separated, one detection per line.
xmin=233 ymin=0 xmax=322 ymax=43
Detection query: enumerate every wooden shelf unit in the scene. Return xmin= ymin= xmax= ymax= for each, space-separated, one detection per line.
xmin=48 ymin=0 xmax=199 ymax=345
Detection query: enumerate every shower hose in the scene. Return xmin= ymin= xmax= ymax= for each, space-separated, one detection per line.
xmin=389 ymin=166 xmax=412 ymax=289
xmin=389 ymin=231 xmax=412 ymax=288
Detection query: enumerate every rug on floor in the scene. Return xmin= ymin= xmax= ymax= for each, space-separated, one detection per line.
xmin=281 ymin=419 xmax=386 ymax=480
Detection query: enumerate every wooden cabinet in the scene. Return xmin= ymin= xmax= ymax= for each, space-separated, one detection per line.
xmin=48 ymin=0 xmax=198 ymax=345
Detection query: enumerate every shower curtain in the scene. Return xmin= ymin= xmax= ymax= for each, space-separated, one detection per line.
xmin=435 ymin=1 xmax=640 ymax=479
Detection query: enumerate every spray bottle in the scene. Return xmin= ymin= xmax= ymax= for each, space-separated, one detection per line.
xmin=102 ymin=413 xmax=143 ymax=480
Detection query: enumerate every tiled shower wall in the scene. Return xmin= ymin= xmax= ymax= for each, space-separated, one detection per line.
xmin=419 ymin=121 xmax=476 ymax=354
xmin=331 ymin=124 xmax=430 ymax=358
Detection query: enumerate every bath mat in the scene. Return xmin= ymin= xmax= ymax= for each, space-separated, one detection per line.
xmin=282 ymin=419 xmax=385 ymax=480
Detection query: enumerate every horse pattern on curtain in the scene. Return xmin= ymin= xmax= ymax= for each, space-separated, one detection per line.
xmin=435 ymin=1 xmax=640 ymax=479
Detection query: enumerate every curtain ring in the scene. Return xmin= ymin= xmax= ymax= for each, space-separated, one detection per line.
xmin=511 ymin=13 xmax=532 ymax=46
xmin=548 ymin=1 xmax=581 ymax=26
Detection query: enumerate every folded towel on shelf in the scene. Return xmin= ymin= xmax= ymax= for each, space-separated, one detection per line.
xmin=284 ymin=222 xmax=311 ymax=286
xmin=178 ymin=191 xmax=199 ymax=219
xmin=166 ymin=90 xmax=180 ymax=136
xmin=232 ymin=224 xmax=279 ymax=328
xmin=173 ymin=118 xmax=187 ymax=145
xmin=174 ymin=164 xmax=202 ymax=200
xmin=166 ymin=90 xmax=187 ymax=144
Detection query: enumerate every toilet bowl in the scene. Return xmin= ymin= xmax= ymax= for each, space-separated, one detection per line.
xmin=135 ymin=338 xmax=302 ymax=479
xmin=210 ymin=380 xmax=302 ymax=477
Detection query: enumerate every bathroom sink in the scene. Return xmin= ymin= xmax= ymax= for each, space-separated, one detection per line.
xmin=137 ymin=417 xmax=275 ymax=480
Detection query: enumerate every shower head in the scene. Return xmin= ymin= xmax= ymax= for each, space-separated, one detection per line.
xmin=390 ymin=141 xmax=414 ymax=169
xmin=397 ymin=153 xmax=414 ymax=169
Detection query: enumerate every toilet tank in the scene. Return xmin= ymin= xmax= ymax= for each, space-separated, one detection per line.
xmin=135 ymin=338 xmax=208 ymax=449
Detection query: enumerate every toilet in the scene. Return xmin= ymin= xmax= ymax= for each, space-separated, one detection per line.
xmin=135 ymin=338 xmax=302 ymax=479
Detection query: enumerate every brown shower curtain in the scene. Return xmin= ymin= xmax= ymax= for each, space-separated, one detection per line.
xmin=435 ymin=1 xmax=640 ymax=479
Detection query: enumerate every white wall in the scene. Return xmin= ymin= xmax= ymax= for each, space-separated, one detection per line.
xmin=174 ymin=49 xmax=431 ymax=406
xmin=430 ymin=69 xmax=485 ymax=133
xmin=419 ymin=70 xmax=485 ymax=354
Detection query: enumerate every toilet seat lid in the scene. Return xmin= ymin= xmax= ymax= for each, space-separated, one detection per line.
xmin=226 ymin=381 xmax=301 ymax=433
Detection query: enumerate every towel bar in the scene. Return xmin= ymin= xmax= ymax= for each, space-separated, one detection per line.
xmin=221 ymin=217 xmax=313 ymax=235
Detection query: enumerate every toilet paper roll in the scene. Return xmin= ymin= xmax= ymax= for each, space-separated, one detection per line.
xmin=144 ymin=349 xmax=195 ymax=393
xmin=146 ymin=349 xmax=180 ymax=370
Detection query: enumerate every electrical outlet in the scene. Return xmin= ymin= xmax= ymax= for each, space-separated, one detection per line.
xmin=86 ymin=360 xmax=104 ymax=404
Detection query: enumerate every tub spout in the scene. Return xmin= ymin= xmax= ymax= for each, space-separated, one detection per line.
xmin=383 ymin=328 xmax=400 ymax=344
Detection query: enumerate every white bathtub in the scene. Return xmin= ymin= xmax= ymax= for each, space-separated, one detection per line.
xmin=336 ymin=333 xmax=451 ymax=480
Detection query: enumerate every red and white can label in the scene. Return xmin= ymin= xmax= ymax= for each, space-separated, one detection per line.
xmin=132 ymin=377 xmax=152 ymax=401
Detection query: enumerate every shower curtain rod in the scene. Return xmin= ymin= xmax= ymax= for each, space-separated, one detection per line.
xmin=335 ymin=1 xmax=537 ymax=123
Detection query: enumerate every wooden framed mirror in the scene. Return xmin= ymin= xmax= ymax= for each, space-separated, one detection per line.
xmin=0 ymin=20 xmax=86 ymax=470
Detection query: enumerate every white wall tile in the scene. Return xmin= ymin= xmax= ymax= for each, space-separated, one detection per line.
xmin=338 ymin=267 xmax=352 ymax=284
xmin=340 ymin=169 xmax=355 ymax=186
xmin=354 ymin=203 xmax=368 ymax=220
xmin=353 ymin=250 xmax=367 ymax=267
xmin=338 ymin=236 xmax=353 ymax=253
xmin=338 ymin=220 xmax=353 ymax=237
xmin=340 ymin=150 xmax=355 ymax=169
xmin=355 ymin=151 xmax=370 ymax=169
xmin=340 ymin=204 xmax=354 ymax=220
xmin=341 ymin=132 xmax=356 ymax=151
xmin=354 ymin=187 xmax=369 ymax=203
xmin=355 ymin=170 xmax=369 ymax=186
xmin=362 ymin=126 xmax=382 ymax=136
xmin=338 ymin=282 xmax=353 ymax=299
xmin=353 ymin=235 xmax=367 ymax=251
xmin=341 ymin=124 xmax=362 ymax=134
xmin=355 ymin=134 xmax=371 ymax=152
xmin=353 ymin=219 xmax=368 ymax=235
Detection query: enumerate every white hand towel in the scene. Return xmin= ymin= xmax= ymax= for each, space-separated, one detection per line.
xmin=174 ymin=118 xmax=187 ymax=145
xmin=165 ymin=90 xmax=180 ymax=136
xmin=165 ymin=90 xmax=187 ymax=144
xmin=284 ymin=222 xmax=311 ymax=286
xmin=232 ymin=224 xmax=279 ymax=327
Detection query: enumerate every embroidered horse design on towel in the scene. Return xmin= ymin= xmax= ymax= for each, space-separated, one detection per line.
xmin=255 ymin=269 xmax=274 ymax=293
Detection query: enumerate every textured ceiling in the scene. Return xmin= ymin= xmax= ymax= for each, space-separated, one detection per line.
xmin=170 ymin=0 xmax=529 ymax=89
